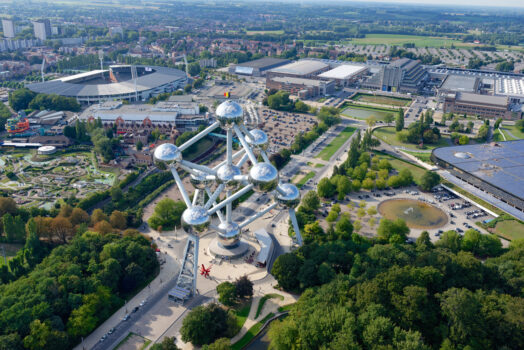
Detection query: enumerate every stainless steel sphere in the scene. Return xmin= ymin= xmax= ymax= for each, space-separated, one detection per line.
xmin=275 ymin=183 xmax=300 ymax=208
xmin=248 ymin=162 xmax=278 ymax=192
xmin=181 ymin=206 xmax=210 ymax=234
xmin=216 ymin=221 xmax=241 ymax=248
xmin=216 ymin=164 xmax=241 ymax=191
xmin=190 ymin=170 xmax=213 ymax=190
xmin=215 ymin=100 xmax=243 ymax=129
xmin=246 ymin=129 xmax=269 ymax=152
xmin=154 ymin=143 xmax=182 ymax=166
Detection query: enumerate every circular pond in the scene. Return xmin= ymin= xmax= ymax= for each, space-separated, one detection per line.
xmin=378 ymin=198 xmax=448 ymax=229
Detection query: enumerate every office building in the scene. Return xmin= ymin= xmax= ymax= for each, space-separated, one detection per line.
xmin=443 ymin=92 xmax=512 ymax=119
xmin=266 ymin=76 xmax=335 ymax=98
xmin=32 ymin=19 xmax=51 ymax=40
xmin=2 ymin=19 xmax=15 ymax=38
xmin=363 ymin=58 xmax=427 ymax=93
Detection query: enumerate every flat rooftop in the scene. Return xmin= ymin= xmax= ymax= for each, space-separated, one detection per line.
xmin=269 ymin=60 xmax=328 ymax=76
xmin=237 ymin=57 xmax=290 ymax=69
xmin=440 ymin=75 xmax=479 ymax=93
xmin=456 ymin=92 xmax=508 ymax=107
xmin=433 ymin=140 xmax=524 ymax=200
xmin=318 ymin=64 xmax=367 ymax=79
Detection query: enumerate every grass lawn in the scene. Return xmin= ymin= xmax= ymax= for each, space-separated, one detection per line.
xmin=255 ymin=294 xmax=284 ymax=319
xmin=373 ymin=127 xmax=451 ymax=150
xmin=277 ymin=304 xmax=294 ymax=312
xmin=492 ymin=129 xmax=507 ymax=142
xmin=314 ymin=163 xmax=324 ymax=168
xmin=402 ymin=150 xmax=433 ymax=164
xmin=494 ymin=220 xmax=524 ymax=240
xmin=375 ymin=152 xmax=426 ymax=184
xmin=501 ymin=125 xmax=524 ymax=140
xmin=235 ymin=301 xmax=252 ymax=329
xmin=352 ymin=93 xmax=412 ymax=107
xmin=316 ymin=127 xmax=356 ymax=161
xmin=231 ymin=313 xmax=276 ymax=350
xmin=340 ymin=103 xmax=399 ymax=121
xmin=350 ymin=34 xmax=470 ymax=48
xmin=296 ymin=171 xmax=316 ymax=189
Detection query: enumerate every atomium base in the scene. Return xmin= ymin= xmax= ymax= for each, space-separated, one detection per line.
xmin=208 ymin=237 xmax=250 ymax=259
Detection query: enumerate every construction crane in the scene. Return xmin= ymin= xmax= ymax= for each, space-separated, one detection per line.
xmin=40 ymin=56 xmax=46 ymax=82
xmin=172 ymin=54 xmax=189 ymax=84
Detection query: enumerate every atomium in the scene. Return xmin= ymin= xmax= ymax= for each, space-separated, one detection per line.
xmin=153 ymin=99 xmax=303 ymax=296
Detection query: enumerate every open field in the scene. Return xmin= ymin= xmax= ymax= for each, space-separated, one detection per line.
xmin=246 ymin=30 xmax=284 ymax=35
xmin=494 ymin=220 xmax=524 ymax=240
xmin=349 ymin=34 xmax=470 ymax=48
xmin=351 ymin=93 xmax=412 ymax=107
xmin=403 ymin=150 xmax=433 ymax=164
xmin=316 ymin=127 xmax=356 ymax=161
xmin=373 ymin=127 xmax=452 ymax=150
xmin=341 ymin=104 xmax=399 ymax=121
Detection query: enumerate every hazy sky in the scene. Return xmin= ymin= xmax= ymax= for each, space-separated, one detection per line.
xmin=336 ymin=0 xmax=524 ymax=8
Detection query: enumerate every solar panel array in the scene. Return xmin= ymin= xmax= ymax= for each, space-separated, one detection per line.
xmin=433 ymin=140 xmax=524 ymax=200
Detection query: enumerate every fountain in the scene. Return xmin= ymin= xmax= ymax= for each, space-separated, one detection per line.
xmin=378 ymin=198 xmax=447 ymax=229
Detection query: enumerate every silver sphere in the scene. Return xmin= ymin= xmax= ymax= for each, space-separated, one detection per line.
xmin=154 ymin=143 xmax=182 ymax=166
xmin=275 ymin=183 xmax=300 ymax=208
xmin=249 ymin=162 xmax=278 ymax=192
xmin=246 ymin=129 xmax=269 ymax=152
xmin=216 ymin=164 xmax=241 ymax=191
xmin=216 ymin=221 xmax=241 ymax=248
xmin=190 ymin=171 xmax=213 ymax=190
xmin=215 ymin=100 xmax=243 ymax=129
xmin=181 ymin=206 xmax=210 ymax=234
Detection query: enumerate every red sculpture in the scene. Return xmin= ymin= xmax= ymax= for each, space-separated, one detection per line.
xmin=200 ymin=264 xmax=211 ymax=278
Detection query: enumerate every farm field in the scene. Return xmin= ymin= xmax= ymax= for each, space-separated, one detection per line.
xmin=349 ymin=34 xmax=470 ymax=48
xmin=351 ymin=93 xmax=412 ymax=107
xmin=316 ymin=127 xmax=356 ymax=161
xmin=341 ymin=104 xmax=399 ymax=121
xmin=373 ymin=127 xmax=452 ymax=150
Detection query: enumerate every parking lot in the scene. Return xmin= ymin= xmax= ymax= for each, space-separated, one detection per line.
xmin=259 ymin=109 xmax=317 ymax=153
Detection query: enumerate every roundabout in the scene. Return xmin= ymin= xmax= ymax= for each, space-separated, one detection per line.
xmin=378 ymin=198 xmax=448 ymax=229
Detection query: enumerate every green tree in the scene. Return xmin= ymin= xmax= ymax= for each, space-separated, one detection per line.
xmin=216 ymin=282 xmax=237 ymax=306
xmin=24 ymin=218 xmax=45 ymax=268
xmin=271 ymin=253 xmax=302 ymax=291
xmin=9 ymin=88 xmax=36 ymax=111
xmin=150 ymin=337 xmax=180 ymax=350
xmin=377 ymin=218 xmax=409 ymax=243
xmin=419 ymin=171 xmax=440 ymax=191
xmin=235 ymin=275 xmax=253 ymax=299
xmin=148 ymin=198 xmax=187 ymax=230
xmin=395 ymin=110 xmax=404 ymax=131
xmin=436 ymin=230 xmax=462 ymax=252
xmin=181 ymin=303 xmax=237 ymax=346
xmin=317 ymin=178 xmax=336 ymax=198
xmin=301 ymin=191 xmax=320 ymax=212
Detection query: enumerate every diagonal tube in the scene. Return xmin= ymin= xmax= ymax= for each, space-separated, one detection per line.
xmin=179 ymin=121 xmax=220 ymax=152
xmin=170 ymin=167 xmax=192 ymax=208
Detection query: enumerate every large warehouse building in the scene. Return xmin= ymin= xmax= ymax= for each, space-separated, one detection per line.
xmin=229 ymin=57 xmax=290 ymax=76
xmin=432 ymin=141 xmax=524 ymax=211
xmin=266 ymin=60 xmax=330 ymax=79
xmin=317 ymin=64 xmax=368 ymax=87
xmin=27 ymin=65 xmax=187 ymax=104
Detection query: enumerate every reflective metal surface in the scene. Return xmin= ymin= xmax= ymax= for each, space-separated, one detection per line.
xmin=215 ymin=100 xmax=243 ymax=129
xmin=216 ymin=221 xmax=241 ymax=247
xmin=246 ymin=129 xmax=268 ymax=151
xmin=275 ymin=183 xmax=300 ymax=208
xmin=249 ymin=162 xmax=278 ymax=192
xmin=181 ymin=206 xmax=210 ymax=234
xmin=190 ymin=170 xmax=213 ymax=189
xmin=216 ymin=164 xmax=241 ymax=190
xmin=154 ymin=143 xmax=182 ymax=165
